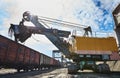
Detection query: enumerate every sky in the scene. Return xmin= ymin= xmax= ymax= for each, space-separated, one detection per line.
xmin=0 ymin=0 xmax=120 ymax=57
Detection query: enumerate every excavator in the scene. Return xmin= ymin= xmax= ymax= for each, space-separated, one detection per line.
xmin=8 ymin=11 xmax=92 ymax=56
xmin=8 ymin=11 xmax=120 ymax=73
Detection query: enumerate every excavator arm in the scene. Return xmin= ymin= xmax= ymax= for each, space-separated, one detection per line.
xmin=9 ymin=11 xmax=71 ymax=56
xmin=23 ymin=11 xmax=71 ymax=56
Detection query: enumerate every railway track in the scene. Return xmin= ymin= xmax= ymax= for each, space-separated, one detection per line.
xmin=0 ymin=68 xmax=60 ymax=78
xmin=0 ymin=68 xmax=120 ymax=78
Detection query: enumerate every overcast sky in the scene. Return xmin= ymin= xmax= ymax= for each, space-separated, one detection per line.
xmin=0 ymin=0 xmax=120 ymax=57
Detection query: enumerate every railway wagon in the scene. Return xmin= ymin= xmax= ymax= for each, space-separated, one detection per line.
xmin=0 ymin=35 xmax=60 ymax=72
xmin=40 ymin=53 xmax=60 ymax=69
xmin=50 ymin=58 xmax=61 ymax=67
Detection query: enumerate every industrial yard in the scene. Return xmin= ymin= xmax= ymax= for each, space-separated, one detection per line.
xmin=0 ymin=1 xmax=120 ymax=78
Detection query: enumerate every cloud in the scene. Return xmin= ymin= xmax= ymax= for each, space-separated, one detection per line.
xmin=72 ymin=0 xmax=120 ymax=33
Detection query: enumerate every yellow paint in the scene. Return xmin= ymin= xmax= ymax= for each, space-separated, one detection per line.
xmin=70 ymin=36 xmax=118 ymax=53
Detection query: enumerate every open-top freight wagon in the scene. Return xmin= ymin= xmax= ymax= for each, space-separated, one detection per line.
xmin=0 ymin=35 xmax=60 ymax=72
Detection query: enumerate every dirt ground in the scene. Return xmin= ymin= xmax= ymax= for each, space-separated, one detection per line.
xmin=0 ymin=68 xmax=120 ymax=78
